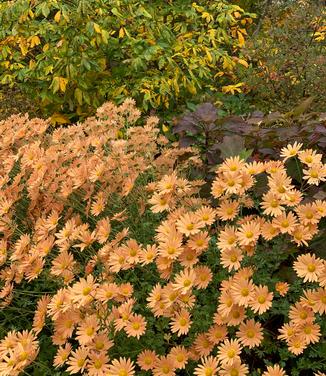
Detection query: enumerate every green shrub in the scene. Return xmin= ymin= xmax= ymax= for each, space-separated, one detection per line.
xmin=0 ymin=0 xmax=254 ymax=122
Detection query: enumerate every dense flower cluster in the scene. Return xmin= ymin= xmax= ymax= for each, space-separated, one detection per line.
xmin=0 ymin=101 xmax=325 ymax=375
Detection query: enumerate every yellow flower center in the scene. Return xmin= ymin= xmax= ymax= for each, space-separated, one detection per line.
xmin=245 ymin=231 xmax=253 ymax=239
xmin=119 ymin=370 xmax=128 ymax=376
xmin=65 ymin=320 xmax=73 ymax=328
xmin=162 ymin=366 xmax=170 ymax=374
xmin=287 ymin=328 xmax=294 ymax=336
xmin=307 ymin=264 xmax=316 ymax=272
xmin=196 ymin=239 xmax=204 ymax=246
xmin=228 ymin=237 xmax=236 ymax=245
xmin=258 ymin=296 xmax=266 ymax=304
xmin=300 ymin=312 xmax=307 ymax=319
xmin=304 ymin=327 xmax=312 ymax=334
xmin=176 ymin=354 xmax=184 ymax=362
xmin=230 ymin=255 xmax=238 ymax=262
xmin=227 ymin=349 xmax=236 ymax=358
xmin=183 ymin=279 xmax=192 ymax=287
xmin=95 ymin=341 xmax=104 ymax=350
xmin=179 ymin=318 xmax=187 ymax=326
xmin=160 ymin=198 xmax=167 ymax=206
xmin=246 ymin=329 xmax=255 ymax=338
xmin=321 ymin=296 xmax=326 ymax=304
xmin=202 ymin=214 xmax=209 ymax=221
xmin=86 ymin=327 xmax=94 ymax=336
xmin=132 ymin=322 xmax=140 ymax=330
xmin=281 ymin=220 xmax=289 ymax=228
xmin=232 ymin=311 xmax=240 ymax=319
xmin=306 ymin=212 xmax=313 ymax=219
xmin=310 ymin=171 xmax=318 ymax=178
xmin=130 ymin=249 xmax=137 ymax=257
xmin=77 ymin=358 xmax=85 ymax=367
xmin=167 ymin=247 xmax=176 ymax=255
xmin=241 ymin=288 xmax=249 ymax=297
xmin=82 ymin=287 xmax=91 ymax=296
xmin=186 ymin=224 xmax=194 ymax=231
xmin=145 ymin=357 xmax=152 ymax=365
xmin=231 ymin=370 xmax=239 ymax=376
xmin=19 ymin=351 xmax=28 ymax=361
xmin=226 ymin=298 xmax=233 ymax=307
xmin=227 ymin=208 xmax=234 ymax=215
xmin=270 ymin=200 xmax=278 ymax=208
xmin=278 ymin=186 xmax=286 ymax=194
xmin=94 ymin=359 xmax=103 ymax=369
xmin=205 ymin=368 xmax=213 ymax=376
xmin=227 ymin=180 xmax=235 ymax=187
xmin=106 ymin=291 xmax=113 ymax=298
xmin=305 ymin=156 xmax=313 ymax=163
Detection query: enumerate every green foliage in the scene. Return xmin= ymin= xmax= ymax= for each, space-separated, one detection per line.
xmin=238 ymin=0 xmax=326 ymax=112
xmin=0 ymin=0 xmax=254 ymax=121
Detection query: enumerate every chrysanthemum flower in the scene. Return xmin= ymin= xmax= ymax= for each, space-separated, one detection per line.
xmin=158 ymin=234 xmax=184 ymax=260
xmin=218 ymin=226 xmax=238 ymax=251
xmin=298 ymin=149 xmax=322 ymax=166
xmin=275 ymin=282 xmax=290 ymax=297
xmin=287 ymin=335 xmax=307 ymax=355
xmin=280 ymin=142 xmax=303 ymax=161
xmin=217 ymin=338 xmax=242 ymax=366
xmin=230 ymin=278 xmax=255 ymax=307
xmin=53 ymin=343 xmax=72 ymax=368
xmin=220 ymin=171 xmax=243 ymax=195
xmin=140 ymin=244 xmax=158 ymax=265
xmin=262 ymin=364 xmax=287 ymax=376
xmin=168 ymin=345 xmax=189 ymax=369
xmin=245 ymin=161 xmax=265 ymax=175
xmin=303 ymin=163 xmax=326 ymax=185
xmin=76 ymin=315 xmax=99 ymax=345
xmin=66 ymin=346 xmax=89 ymax=374
xmin=216 ymin=199 xmax=240 ymax=221
xmin=272 ymin=212 xmax=298 ymax=234
xmin=219 ymin=359 xmax=249 ymax=376
xmin=295 ymin=203 xmax=321 ymax=225
xmin=249 ymin=285 xmax=273 ymax=314
xmin=236 ymin=221 xmax=260 ymax=246
xmin=194 ymin=355 xmax=220 ymax=376
xmin=90 ymin=332 xmax=113 ymax=352
xmin=220 ymin=247 xmax=243 ymax=271
xmin=293 ymin=253 xmax=324 ymax=282
xmin=236 ymin=319 xmax=263 ymax=348
xmin=176 ymin=212 xmax=204 ymax=236
xmin=96 ymin=282 xmax=119 ymax=303
xmin=170 ymin=309 xmax=192 ymax=336
xmin=297 ymin=319 xmax=321 ymax=344
xmin=149 ymin=193 xmax=173 ymax=213
xmin=187 ymin=231 xmax=210 ymax=252
xmin=137 ymin=349 xmax=158 ymax=371
xmin=107 ymin=357 xmax=135 ymax=376
xmin=87 ymin=352 xmax=110 ymax=376
xmin=261 ymin=191 xmax=285 ymax=217
xmin=194 ymin=266 xmax=213 ymax=289
xmin=290 ymin=225 xmax=313 ymax=246
xmin=152 ymin=356 xmax=176 ymax=376
xmin=312 ymin=288 xmax=326 ymax=314
xmin=193 ymin=333 xmax=214 ymax=357
xmin=224 ymin=304 xmax=246 ymax=326
xmin=207 ymin=324 xmax=228 ymax=345
xmin=288 ymin=302 xmax=314 ymax=325
xmin=218 ymin=156 xmax=246 ymax=174
xmin=69 ymin=275 xmax=98 ymax=308
xmin=124 ymin=314 xmax=147 ymax=339
xmin=195 ymin=206 xmax=216 ymax=225
xmin=172 ymin=268 xmax=196 ymax=294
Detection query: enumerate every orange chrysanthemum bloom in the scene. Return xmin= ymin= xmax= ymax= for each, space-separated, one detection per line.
xmin=262 ymin=364 xmax=287 ymax=376
xmin=152 ymin=356 xmax=176 ymax=376
xmin=168 ymin=345 xmax=189 ymax=369
xmin=218 ymin=156 xmax=246 ymax=174
xmin=66 ymin=346 xmax=89 ymax=374
xmin=193 ymin=265 xmax=213 ymax=289
xmin=272 ymin=211 xmax=298 ymax=234
xmin=312 ymin=288 xmax=326 ymax=314
xmin=96 ymin=282 xmax=119 ymax=303
xmin=216 ymin=199 xmax=240 ymax=221
xmin=219 ymin=359 xmax=249 ymax=376
xmin=87 ymin=352 xmax=110 ymax=376
xmin=149 ymin=193 xmax=173 ymax=213
xmin=207 ymin=324 xmax=228 ymax=345
xmin=53 ymin=343 xmax=72 ymax=368
xmin=291 ymin=225 xmax=313 ymax=246
xmin=107 ymin=357 xmax=135 ymax=376
xmin=275 ymin=282 xmax=290 ymax=297
xmin=218 ymin=226 xmax=239 ymax=251
xmin=295 ymin=203 xmax=321 ymax=225
xmin=297 ymin=319 xmax=321 ymax=344
xmin=260 ymin=221 xmax=280 ymax=240
xmin=187 ymin=231 xmax=210 ymax=252
xmin=193 ymin=333 xmax=214 ymax=357
xmin=217 ymin=338 xmax=242 ymax=366
xmin=230 ymin=278 xmax=255 ymax=307
xmin=303 ymin=163 xmax=326 ymax=185
xmin=280 ymin=142 xmax=303 ymax=161
xmin=195 ymin=206 xmax=216 ymax=226
xmin=176 ymin=212 xmax=204 ymax=236
xmin=137 ymin=349 xmax=158 ymax=371
xmin=124 ymin=314 xmax=147 ymax=339
xmin=221 ymin=247 xmax=244 ymax=271
xmin=293 ymin=253 xmax=324 ymax=282
xmin=69 ymin=275 xmax=98 ymax=308
xmin=236 ymin=319 xmax=263 ymax=348
xmin=140 ymin=244 xmax=158 ymax=265
xmin=245 ymin=161 xmax=265 ymax=175
xmin=261 ymin=191 xmax=285 ymax=217
xmin=236 ymin=221 xmax=260 ymax=246
xmin=298 ymin=149 xmax=322 ymax=166
xmin=219 ymin=171 xmax=243 ymax=195
xmin=276 ymin=322 xmax=296 ymax=342
xmin=170 ymin=309 xmax=192 ymax=336
xmin=224 ymin=304 xmax=246 ymax=326
xmin=172 ymin=268 xmax=196 ymax=294
xmin=194 ymin=355 xmax=220 ymax=376
xmin=287 ymin=335 xmax=307 ymax=355
xmin=76 ymin=315 xmax=99 ymax=345
xmin=249 ymin=285 xmax=273 ymax=314
xmin=288 ymin=302 xmax=314 ymax=325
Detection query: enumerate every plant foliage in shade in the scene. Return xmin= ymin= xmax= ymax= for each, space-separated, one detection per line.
xmin=0 ymin=0 xmax=254 ymax=122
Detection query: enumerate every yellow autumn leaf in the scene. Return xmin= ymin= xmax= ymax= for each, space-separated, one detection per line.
xmin=54 ymin=10 xmax=61 ymax=23
xmin=162 ymin=124 xmax=169 ymax=133
xmin=119 ymin=27 xmax=125 ymax=38
xmin=237 ymin=31 xmax=245 ymax=47
xmin=221 ymin=82 xmax=244 ymax=95
xmin=51 ymin=113 xmax=70 ymax=125
xmin=43 ymin=43 xmax=50 ymax=52
xmin=59 ymin=77 xmax=68 ymax=92
xmin=29 ymin=35 xmax=41 ymax=48
xmin=93 ymin=23 xmax=101 ymax=34
xmin=237 ymin=58 xmax=249 ymax=68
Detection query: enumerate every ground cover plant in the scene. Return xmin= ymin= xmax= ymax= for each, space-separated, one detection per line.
xmin=0 ymin=100 xmax=325 ymax=375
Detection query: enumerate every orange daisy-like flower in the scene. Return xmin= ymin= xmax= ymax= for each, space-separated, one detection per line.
xmin=176 ymin=212 xmax=204 ymax=236
xmin=298 ymin=148 xmax=322 ymax=166
xmin=152 ymin=356 xmax=176 ymax=376
xmin=66 ymin=346 xmax=89 ymax=374
xmin=216 ymin=199 xmax=240 ymax=221
xmin=280 ymin=142 xmax=303 ymax=161
xmin=69 ymin=275 xmax=98 ymax=308
xmin=220 ymin=247 xmax=243 ymax=271
xmin=275 ymin=282 xmax=290 ymax=297
xmin=193 ymin=333 xmax=214 ymax=357
xmin=195 ymin=206 xmax=216 ymax=226
xmin=230 ymin=278 xmax=255 ymax=307
xmin=291 ymin=225 xmax=313 ymax=247
xmin=218 ymin=226 xmax=239 ymax=251
xmin=76 ymin=315 xmax=99 ymax=345
xmin=236 ymin=319 xmax=263 ymax=348
xmin=293 ymin=253 xmax=324 ymax=282
xmin=236 ymin=221 xmax=260 ymax=246
xmin=249 ymin=285 xmax=273 ymax=314
xmin=172 ymin=268 xmax=196 ymax=294
xmin=207 ymin=324 xmax=228 ymax=345
xmin=312 ymin=287 xmax=326 ymax=314
xmin=137 ymin=349 xmax=158 ymax=371
xmin=288 ymin=302 xmax=314 ymax=325
xmin=149 ymin=193 xmax=173 ymax=213
xmin=220 ymin=171 xmax=243 ymax=195
xmin=260 ymin=221 xmax=280 ymax=240
xmin=53 ymin=343 xmax=72 ymax=368
xmin=295 ymin=203 xmax=321 ymax=225
xmin=278 ymin=322 xmax=297 ymax=343
xmin=303 ymin=163 xmax=326 ymax=185
xmin=272 ymin=211 xmax=298 ymax=234
xmin=297 ymin=319 xmax=321 ymax=345
xmin=139 ymin=244 xmax=158 ymax=265
xmin=170 ymin=309 xmax=192 ymax=336
xmin=194 ymin=355 xmax=220 ymax=376
xmin=218 ymin=156 xmax=246 ymax=174
xmin=262 ymin=364 xmax=287 ymax=376
xmin=261 ymin=191 xmax=285 ymax=217
xmin=187 ymin=231 xmax=210 ymax=252
xmin=245 ymin=161 xmax=265 ymax=175
xmin=124 ymin=314 xmax=147 ymax=339
xmin=194 ymin=266 xmax=213 ymax=289
xmin=107 ymin=357 xmax=135 ymax=376
xmin=168 ymin=345 xmax=189 ymax=369
xmin=219 ymin=359 xmax=249 ymax=376
xmin=87 ymin=352 xmax=110 ymax=376
xmin=287 ymin=335 xmax=307 ymax=355
xmin=217 ymin=338 xmax=242 ymax=366
xmin=224 ymin=304 xmax=246 ymax=326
